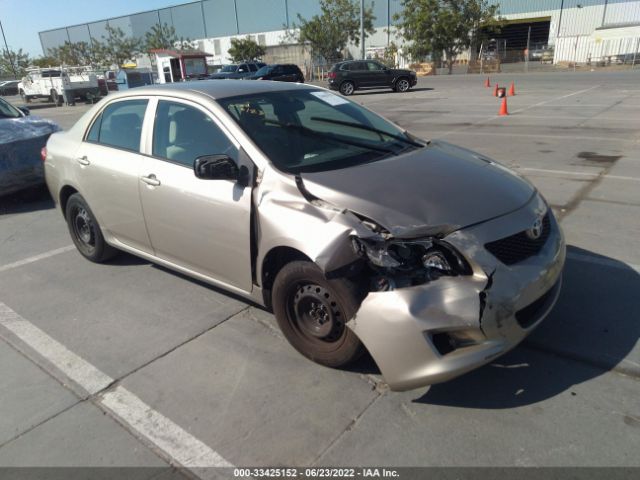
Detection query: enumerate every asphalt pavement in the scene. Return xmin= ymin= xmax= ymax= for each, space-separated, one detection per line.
xmin=0 ymin=71 xmax=639 ymax=478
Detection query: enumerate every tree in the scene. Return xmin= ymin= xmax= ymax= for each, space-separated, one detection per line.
xmin=394 ymin=0 xmax=501 ymax=74
xmin=31 ymin=55 xmax=60 ymax=68
xmin=96 ymin=24 xmax=142 ymax=67
xmin=0 ymin=48 xmax=30 ymax=77
xmin=144 ymin=23 xmax=179 ymax=51
xmin=227 ymin=36 xmax=266 ymax=62
xmin=289 ymin=0 xmax=376 ymax=62
xmin=47 ymin=41 xmax=100 ymax=65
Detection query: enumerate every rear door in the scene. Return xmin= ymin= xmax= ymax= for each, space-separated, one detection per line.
xmin=347 ymin=62 xmax=368 ymax=87
xmin=365 ymin=61 xmax=392 ymax=87
xmin=138 ymin=97 xmax=253 ymax=291
xmin=73 ymin=97 xmax=153 ymax=253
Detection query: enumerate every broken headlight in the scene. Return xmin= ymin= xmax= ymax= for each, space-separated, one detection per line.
xmin=351 ymin=236 xmax=471 ymax=290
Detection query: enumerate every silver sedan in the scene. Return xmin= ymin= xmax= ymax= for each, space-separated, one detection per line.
xmin=44 ymin=80 xmax=565 ymax=391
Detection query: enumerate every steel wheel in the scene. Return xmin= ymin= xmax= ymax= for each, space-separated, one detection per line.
xmin=396 ymin=78 xmax=410 ymax=92
xmin=272 ymin=261 xmax=364 ymax=367
xmin=340 ymin=81 xmax=355 ymax=96
xmin=288 ymin=283 xmax=345 ymax=344
xmin=65 ymin=193 xmax=117 ymax=263
xmin=71 ymin=206 xmax=96 ymax=256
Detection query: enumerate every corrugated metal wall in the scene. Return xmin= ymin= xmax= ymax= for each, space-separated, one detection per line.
xmin=38 ymin=0 xmax=640 ymax=59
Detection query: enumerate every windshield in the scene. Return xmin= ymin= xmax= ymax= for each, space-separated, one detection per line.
xmin=255 ymin=65 xmax=273 ymax=76
xmin=217 ymin=89 xmax=424 ymax=173
xmin=221 ymin=65 xmax=238 ymax=73
xmin=0 ymin=98 xmax=22 ymax=119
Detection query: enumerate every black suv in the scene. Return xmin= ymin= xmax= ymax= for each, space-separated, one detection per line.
xmin=208 ymin=62 xmax=266 ymax=79
xmin=328 ymin=60 xmax=417 ymax=95
xmin=245 ymin=64 xmax=304 ymax=82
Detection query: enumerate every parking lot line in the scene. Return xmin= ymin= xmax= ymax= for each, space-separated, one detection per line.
xmin=519 ymin=167 xmax=640 ymax=182
xmin=0 ymin=245 xmax=75 ymax=273
xmin=0 ymin=301 xmax=234 ymax=474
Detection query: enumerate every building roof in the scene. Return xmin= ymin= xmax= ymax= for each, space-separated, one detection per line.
xmin=149 ymin=49 xmax=213 ymax=58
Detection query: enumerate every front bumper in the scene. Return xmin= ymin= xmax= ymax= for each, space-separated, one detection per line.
xmin=347 ymin=195 xmax=565 ymax=391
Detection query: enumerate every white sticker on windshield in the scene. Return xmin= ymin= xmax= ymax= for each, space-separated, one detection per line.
xmin=310 ymin=91 xmax=350 ymax=106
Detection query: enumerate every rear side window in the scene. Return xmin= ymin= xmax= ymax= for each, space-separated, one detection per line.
xmin=87 ymin=99 xmax=148 ymax=152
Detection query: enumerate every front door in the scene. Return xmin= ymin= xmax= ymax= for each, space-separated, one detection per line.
xmin=364 ymin=61 xmax=392 ymax=87
xmin=139 ymin=99 xmax=253 ymax=291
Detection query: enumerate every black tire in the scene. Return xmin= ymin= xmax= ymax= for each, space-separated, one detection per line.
xmin=339 ymin=80 xmax=355 ymax=96
xmin=65 ymin=193 xmax=117 ymax=263
xmin=394 ymin=77 xmax=411 ymax=93
xmin=20 ymin=90 xmax=31 ymax=103
xmin=272 ymin=261 xmax=364 ymax=367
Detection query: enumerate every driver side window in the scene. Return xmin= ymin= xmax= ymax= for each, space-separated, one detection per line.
xmin=152 ymin=101 xmax=236 ymax=168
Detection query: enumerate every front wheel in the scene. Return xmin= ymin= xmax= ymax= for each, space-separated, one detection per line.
xmin=65 ymin=193 xmax=117 ymax=263
xmin=339 ymin=81 xmax=355 ymax=96
xmin=272 ymin=261 xmax=364 ymax=367
xmin=20 ymin=90 xmax=31 ymax=103
xmin=394 ymin=77 xmax=411 ymax=93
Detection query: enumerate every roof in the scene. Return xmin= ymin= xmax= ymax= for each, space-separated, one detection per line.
xmin=149 ymin=49 xmax=213 ymax=58
xmin=106 ymin=78 xmax=318 ymax=101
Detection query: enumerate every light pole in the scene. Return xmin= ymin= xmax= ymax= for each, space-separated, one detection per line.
xmin=0 ymin=18 xmax=18 ymax=79
xmin=360 ymin=0 xmax=365 ymax=60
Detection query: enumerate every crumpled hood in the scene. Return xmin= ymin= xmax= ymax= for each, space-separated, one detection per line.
xmin=300 ymin=140 xmax=535 ymax=238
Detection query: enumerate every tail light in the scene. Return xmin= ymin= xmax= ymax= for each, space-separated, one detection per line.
xmin=328 ymin=71 xmax=336 ymax=79
xmin=40 ymin=147 xmax=47 ymax=162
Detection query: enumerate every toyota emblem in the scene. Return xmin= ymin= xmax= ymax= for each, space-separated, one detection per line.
xmin=526 ymin=216 xmax=544 ymax=240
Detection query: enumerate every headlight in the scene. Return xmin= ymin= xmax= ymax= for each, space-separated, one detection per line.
xmin=351 ymin=236 xmax=469 ymax=277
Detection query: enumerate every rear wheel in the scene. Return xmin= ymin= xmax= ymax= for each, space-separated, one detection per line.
xmin=339 ymin=81 xmax=355 ymax=96
xmin=65 ymin=193 xmax=117 ymax=263
xmin=394 ymin=77 xmax=411 ymax=93
xmin=272 ymin=261 xmax=364 ymax=367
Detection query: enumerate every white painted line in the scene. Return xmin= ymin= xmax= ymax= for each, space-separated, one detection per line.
xmin=442 ymin=131 xmax=636 ymax=143
xmin=0 ymin=245 xmax=75 ymax=273
xmin=519 ymin=167 xmax=640 ymax=183
xmin=510 ymin=85 xmax=602 ymax=114
xmin=0 ymin=302 xmax=234 ymax=476
xmin=0 ymin=302 xmax=113 ymax=394
xmin=566 ymin=252 xmax=640 ymax=275
xmin=101 ymin=386 xmax=233 ymax=469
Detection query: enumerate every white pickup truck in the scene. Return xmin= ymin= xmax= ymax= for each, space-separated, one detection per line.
xmin=18 ymin=67 xmax=100 ymax=106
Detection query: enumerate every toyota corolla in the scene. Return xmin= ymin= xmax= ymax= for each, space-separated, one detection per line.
xmin=44 ymin=81 xmax=565 ymax=391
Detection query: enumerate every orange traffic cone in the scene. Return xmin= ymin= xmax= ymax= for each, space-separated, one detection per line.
xmin=508 ymin=81 xmax=516 ymax=96
xmin=485 ymin=77 xmax=491 ymax=87
xmin=493 ymin=83 xmax=499 ymax=97
xmin=499 ymin=96 xmax=509 ymax=116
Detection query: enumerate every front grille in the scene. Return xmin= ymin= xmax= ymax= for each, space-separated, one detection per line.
xmin=485 ymin=213 xmax=551 ymax=265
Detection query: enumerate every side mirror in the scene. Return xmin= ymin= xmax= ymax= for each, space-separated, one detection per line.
xmin=18 ymin=106 xmax=30 ymax=116
xmin=194 ymin=155 xmax=239 ymax=181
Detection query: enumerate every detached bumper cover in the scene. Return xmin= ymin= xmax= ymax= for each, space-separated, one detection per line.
xmin=348 ymin=195 xmax=565 ymax=391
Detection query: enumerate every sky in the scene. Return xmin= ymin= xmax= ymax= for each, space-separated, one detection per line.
xmin=0 ymin=0 xmax=180 ymax=57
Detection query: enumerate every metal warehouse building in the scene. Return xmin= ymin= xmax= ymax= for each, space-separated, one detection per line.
xmin=39 ymin=0 xmax=640 ymax=65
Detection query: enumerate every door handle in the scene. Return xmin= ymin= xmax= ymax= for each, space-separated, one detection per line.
xmin=77 ymin=156 xmax=90 ymax=166
xmin=141 ymin=174 xmax=161 ymax=186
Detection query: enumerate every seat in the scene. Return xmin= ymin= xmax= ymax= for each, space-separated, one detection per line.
xmin=103 ymin=113 xmax=141 ymax=151
xmin=165 ymin=107 xmax=219 ymax=165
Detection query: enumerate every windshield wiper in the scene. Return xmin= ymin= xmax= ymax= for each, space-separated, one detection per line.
xmin=310 ymin=117 xmax=425 ymax=148
xmin=264 ymin=119 xmax=397 ymax=155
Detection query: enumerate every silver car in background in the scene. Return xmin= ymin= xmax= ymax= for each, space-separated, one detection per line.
xmin=44 ymin=81 xmax=565 ymax=391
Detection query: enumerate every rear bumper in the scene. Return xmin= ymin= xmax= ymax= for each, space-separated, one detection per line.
xmin=347 ymin=195 xmax=565 ymax=391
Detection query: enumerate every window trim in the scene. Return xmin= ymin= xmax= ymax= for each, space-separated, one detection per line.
xmin=144 ymin=96 xmax=243 ymax=170
xmin=82 ymin=96 xmax=151 ymax=154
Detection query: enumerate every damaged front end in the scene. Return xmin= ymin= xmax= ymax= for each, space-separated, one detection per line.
xmin=256 ymin=170 xmax=565 ymax=392
xmin=344 ymin=194 xmax=565 ymax=391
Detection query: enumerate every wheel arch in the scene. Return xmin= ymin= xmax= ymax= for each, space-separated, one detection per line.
xmin=59 ymin=185 xmax=79 ymax=219
xmin=260 ymin=246 xmax=312 ymax=309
